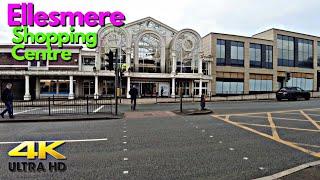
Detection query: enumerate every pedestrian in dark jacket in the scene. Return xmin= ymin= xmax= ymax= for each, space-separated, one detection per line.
xmin=1 ymin=83 xmax=14 ymax=119
xmin=129 ymin=85 xmax=138 ymax=111
xmin=200 ymin=94 xmax=206 ymax=111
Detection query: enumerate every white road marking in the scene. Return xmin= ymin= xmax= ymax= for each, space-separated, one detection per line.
xmin=123 ymin=142 xmax=127 ymax=144
xmin=123 ymin=158 xmax=128 ymax=161
xmin=123 ymin=131 xmax=127 ymax=133
xmin=93 ymin=105 xmax=105 ymax=113
xmin=219 ymin=141 xmax=223 ymax=144
xmin=243 ymin=157 xmax=249 ymax=160
xmin=229 ymin=148 xmax=235 ymax=151
xmin=259 ymin=167 xmax=265 ymax=170
xmin=123 ymin=136 xmax=127 ymax=138
xmin=13 ymin=108 xmax=42 ymax=115
xmin=52 ymin=108 xmax=74 ymax=112
xmin=123 ymin=171 xmax=129 ymax=174
xmin=123 ymin=149 xmax=128 ymax=151
xmin=210 ymin=136 xmax=213 ymax=138
xmin=0 ymin=137 xmax=108 ymax=145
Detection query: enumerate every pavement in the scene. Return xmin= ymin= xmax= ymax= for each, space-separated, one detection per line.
xmin=0 ymin=99 xmax=319 ymax=179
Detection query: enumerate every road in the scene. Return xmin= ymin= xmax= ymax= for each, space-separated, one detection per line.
xmin=0 ymin=99 xmax=319 ymax=179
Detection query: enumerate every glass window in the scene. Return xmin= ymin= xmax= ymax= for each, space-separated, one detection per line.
xmin=277 ymin=35 xmax=295 ymax=67
xmin=297 ymin=38 xmax=313 ymax=68
xmin=318 ymin=42 xmax=320 ymax=66
xmin=216 ymin=40 xmax=225 ymax=65
xmin=306 ymin=79 xmax=313 ymax=91
xmin=286 ymin=77 xmax=313 ymax=91
xmin=138 ymin=33 xmax=161 ymax=73
xmin=231 ymin=46 xmax=237 ymax=59
xmin=82 ymin=56 xmax=95 ymax=66
xmin=216 ymin=81 xmax=223 ymax=94
xmin=249 ymin=80 xmax=255 ymax=91
xmin=223 ymin=82 xmax=230 ymax=94
xmin=231 ymin=41 xmax=244 ymax=66
xmin=249 ymin=75 xmax=273 ymax=92
xmin=230 ymin=82 xmax=237 ymax=94
xmin=266 ymin=46 xmax=273 ymax=69
xmin=237 ymin=82 xmax=244 ymax=94
xmin=216 ymin=80 xmax=244 ymax=94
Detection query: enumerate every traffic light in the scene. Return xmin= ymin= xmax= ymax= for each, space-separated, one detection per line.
xmin=106 ymin=50 xmax=114 ymax=70
xmin=120 ymin=64 xmax=126 ymax=79
xmin=286 ymin=72 xmax=291 ymax=81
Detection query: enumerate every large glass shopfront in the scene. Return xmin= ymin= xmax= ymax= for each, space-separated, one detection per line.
xmin=131 ymin=80 xmax=170 ymax=97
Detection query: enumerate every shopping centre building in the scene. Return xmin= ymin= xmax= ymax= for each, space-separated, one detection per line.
xmin=0 ymin=17 xmax=319 ymax=100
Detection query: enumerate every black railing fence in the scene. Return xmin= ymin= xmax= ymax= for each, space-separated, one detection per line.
xmin=0 ymin=96 xmax=113 ymax=116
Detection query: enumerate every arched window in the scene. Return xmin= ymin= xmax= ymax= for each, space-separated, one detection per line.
xmin=173 ymin=31 xmax=200 ymax=73
xmin=99 ymin=27 xmax=127 ymax=71
xmin=138 ymin=33 xmax=161 ymax=73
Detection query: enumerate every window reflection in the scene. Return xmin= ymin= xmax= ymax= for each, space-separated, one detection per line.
xmin=216 ymin=80 xmax=244 ymax=94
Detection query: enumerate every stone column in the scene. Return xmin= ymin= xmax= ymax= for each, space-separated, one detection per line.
xmin=172 ymin=51 xmax=176 ymax=74
xmin=68 ymin=76 xmax=74 ymax=100
xmin=313 ymin=40 xmax=318 ymax=91
xmin=199 ymin=57 xmax=203 ymax=75
xmin=56 ymin=81 xmax=60 ymax=95
xmin=94 ymin=75 xmax=99 ymax=99
xmin=199 ymin=79 xmax=203 ymax=96
xmin=127 ymin=77 xmax=131 ymax=98
xmin=24 ymin=75 xmax=31 ymax=101
xmin=35 ymin=77 xmax=40 ymax=99
xmin=126 ymin=47 xmax=131 ymax=67
xmin=171 ymin=78 xmax=176 ymax=98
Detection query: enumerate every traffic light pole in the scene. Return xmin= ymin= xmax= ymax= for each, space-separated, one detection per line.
xmin=115 ymin=50 xmax=119 ymax=116
xmin=119 ymin=47 xmax=122 ymax=104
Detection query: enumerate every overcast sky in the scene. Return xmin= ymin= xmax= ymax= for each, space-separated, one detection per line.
xmin=1 ymin=0 xmax=319 ymax=43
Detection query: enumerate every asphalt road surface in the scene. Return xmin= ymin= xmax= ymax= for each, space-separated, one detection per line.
xmin=0 ymin=99 xmax=319 ymax=179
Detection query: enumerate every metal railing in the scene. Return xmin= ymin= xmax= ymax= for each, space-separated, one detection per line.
xmin=0 ymin=96 xmax=113 ymax=116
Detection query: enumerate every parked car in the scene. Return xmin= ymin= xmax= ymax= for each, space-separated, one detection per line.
xmin=276 ymin=87 xmax=310 ymax=101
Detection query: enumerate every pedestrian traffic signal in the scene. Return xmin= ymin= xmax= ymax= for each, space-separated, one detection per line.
xmin=286 ymin=72 xmax=291 ymax=81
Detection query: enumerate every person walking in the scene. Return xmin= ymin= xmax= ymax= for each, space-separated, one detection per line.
xmin=1 ymin=83 xmax=14 ymax=119
xmin=200 ymin=94 xmax=206 ymax=111
xmin=129 ymin=85 xmax=138 ymax=111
